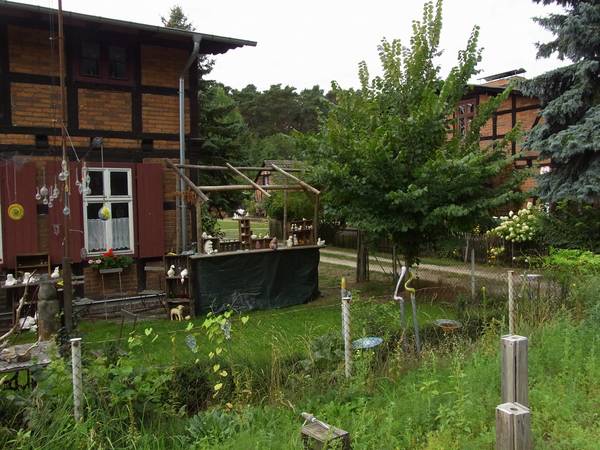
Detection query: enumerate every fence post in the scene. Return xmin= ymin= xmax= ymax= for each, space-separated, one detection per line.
xmin=341 ymin=277 xmax=352 ymax=378
xmin=508 ymin=270 xmax=515 ymax=334
xmin=495 ymin=402 xmax=532 ymax=450
xmin=501 ymin=335 xmax=528 ymax=407
xmin=70 ymin=337 xmax=83 ymax=421
xmin=470 ymin=248 xmax=476 ymax=302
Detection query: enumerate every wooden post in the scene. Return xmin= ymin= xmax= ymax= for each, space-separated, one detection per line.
xmin=283 ymin=190 xmax=288 ymax=241
xmin=508 ymin=270 xmax=515 ymax=334
xmin=471 ymin=248 xmax=476 ymax=301
xmin=195 ymin=200 xmax=203 ymax=248
xmin=70 ymin=337 xmax=83 ymax=421
xmin=62 ymin=258 xmax=73 ymax=332
xmin=496 ymin=402 xmax=532 ymax=450
xmin=501 ymin=335 xmax=528 ymax=407
xmin=313 ymin=193 xmax=319 ymax=244
xmin=341 ymin=277 xmax=351 ymax=378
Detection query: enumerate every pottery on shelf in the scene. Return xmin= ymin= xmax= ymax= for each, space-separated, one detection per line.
xmin=286 ymin=236 xmax=293 ymax=248
xmin=293 ymin=234 xmax=298 ymax=246
xmin=51 ymin=267 xmax=60 ymax=279
xmin=204 ymin=240 xmax=214 ymax=254
xmin=4 ymin=274 xmax=16 ymax=287
xmin=269 ymin=237 xmax=278 ymax=250
xmin=167 ymin=265 xmax=175 ymax=277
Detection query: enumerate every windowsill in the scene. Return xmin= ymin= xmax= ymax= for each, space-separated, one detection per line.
xmin=86 ymin=250 xmax=134 ymax=258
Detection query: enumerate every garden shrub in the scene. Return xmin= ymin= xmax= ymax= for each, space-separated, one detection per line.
xmin=185 ymin=409 xmax=243 ymax=446
xmin=542 ymin=248 xmax=600 ymax=286
xmin=539 ymin=200 xmax=600 ymax=253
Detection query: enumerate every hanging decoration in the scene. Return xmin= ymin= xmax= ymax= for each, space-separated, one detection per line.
xmin=35 ymin=166 xmax=61 ymax=208
xmin=75 ymin=162 xmax=91 ymax=195
xmin=7 ymin=203 xmax=25 ymax=221
xmin=98 ymin=203 xmax=111 ymax=221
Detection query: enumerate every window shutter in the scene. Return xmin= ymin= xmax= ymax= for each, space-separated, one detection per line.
xmin=135 ymin=163 xmax=164 ymax=258
xmin=0 ymin=161 xmax=38 ymax=268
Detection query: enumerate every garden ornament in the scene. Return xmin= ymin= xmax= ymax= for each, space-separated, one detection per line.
xmin=167 ymin=265 xmax=175 ymax=278
xmin=394 ymin=266 xmax=409 ymax=351
xmin=204 ymin=240 xmax=214 ymax=254
xmin=170 ymin=304 xmax=184 ymax=321
xmin=23 ymin=272 xmax=32 ymax=285
xmin=51 ymin=267 xmax=60 ymax=279
xmin=4 ymin=274 xmax=16 ymax=287
xmin=317 ymin=238 xmax=326 ymax=246
xmin=269 ymin=237 xmax=278 ymax=250
xmin=98 ymin=203 xmax=111 ymax=221
xmin=180 ymin=268 xmax=189 ymax=284
xmin=293 ymin=234 xmax=298 ymax=246
xmin=286 ymin=236 xmax=293 ymax=248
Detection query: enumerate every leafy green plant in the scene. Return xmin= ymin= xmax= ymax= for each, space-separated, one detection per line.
xmin=87 ymin=248 xmax=133 ymax=270
xmin=185 ymin=409 xmax=242 ymax=445
xmin=488 ymin=202 xmax=539 ymax=243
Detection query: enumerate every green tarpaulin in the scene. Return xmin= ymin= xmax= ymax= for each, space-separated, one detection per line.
xmin=191 ymin=246 xmax=320 ymax=313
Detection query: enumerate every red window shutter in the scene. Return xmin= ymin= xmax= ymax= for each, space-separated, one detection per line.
xmin=47 ymin=161 xmax=85 ymax=264
xmin=135 ymin=163 xmax=164 ymax=258
xmin=0 ymin=161 xmax=38 ymax=268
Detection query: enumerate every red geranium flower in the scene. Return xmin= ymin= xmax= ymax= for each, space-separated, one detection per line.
xmin=103 ymin=248 xmax=115 ymax=258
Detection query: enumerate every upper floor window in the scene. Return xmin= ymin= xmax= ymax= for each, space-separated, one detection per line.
xmin=456 ymin=99 xmax=476 ymax=136
xmin=77 ymin=42 xmax=132 ymax=84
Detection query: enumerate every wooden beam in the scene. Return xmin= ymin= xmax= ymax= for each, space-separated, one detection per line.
xmin=165 ymin=159 xmax=209 ymax=202
xmin=313 ymin=193 xmax=319 ymax=243
xmin=175 ymin=163 xmax=303 ymax=172
xmin=226 ymin=162 xmax=271 ymax=198
xmin=271 ymin=163 xmax=320 ymax=195
xmin=197 ymin=184 xmax=304 ymax=192
xmin=495 ymin=402 xmax=532 ymax=450
xmin=501 ymin=335 xmax=528 ymax=407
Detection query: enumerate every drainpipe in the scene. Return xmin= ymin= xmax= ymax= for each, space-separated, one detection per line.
xmin=178 ymin=37 xmax=201 ymax=252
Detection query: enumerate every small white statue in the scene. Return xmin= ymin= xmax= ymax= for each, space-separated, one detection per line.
xmin=201 ymin=231 xmax=208 ymax=239
xmin=4 ymin=274 xmax=16 ymax=287
xmin=51 ymin=266 xmax=60 ymax=279
xmin=167 ymin=265 xmax=175 ymax=277
xmin=317 ymin=238 xmax=326 ymax=246
xmin=293 ymin=234 xmax=298 ymax=246
xmin=204 ymin=240 xmax=214 ymax=254
xmin=286 ymin=236 xmax=293 ymax=248
xmin=180 ymin=268 xmax=189 ymax=284
xmin=23 ymin=272 xmax=32 ymax=285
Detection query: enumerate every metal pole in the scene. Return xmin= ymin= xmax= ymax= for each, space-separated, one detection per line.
xmin=178 ymin=76 xmax=187 ymax=252
xmin=70 ymin=337 xmax=83 ymax=421
xmin=410 ymin=291 xmax=421 ymax=353
xmin=508 ymin=270 xmax=514 ymax=334
xmin=470 ymin=248 xmax=476 ymax=302
xmin=58 ymin=0 xmax=73 ymax=332
xmin=341 ymin=277 xmax=351 ymax=378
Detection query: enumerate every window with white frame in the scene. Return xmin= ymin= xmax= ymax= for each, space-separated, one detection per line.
xmin=83 ymin=168 xmax=134 ymax=254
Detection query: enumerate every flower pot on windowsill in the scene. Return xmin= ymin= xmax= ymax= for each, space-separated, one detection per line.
xmin=98 ymin=267 xmax=123 ymax=275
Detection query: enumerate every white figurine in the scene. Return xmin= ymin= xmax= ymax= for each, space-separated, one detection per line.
xmin=4 ymin=274 xmax=16 ymax=287
xmin=317 ymin=238 xmax=326 ymax=246
xmin=286 ymin=236 xmax=293 ymax=248
xmin=204 ymin=240 xmax=214 ymax=254
xmin=23 ymin=272 xmax=32 ymax=285
xmin=201 ymin=231 xmax=208 ymax=239
xmin=293 ymin=234 xmax=298 ymax=246
xmin=51 ymin=266 xmax=60 ymax=279
xmin=167 ymin=265 xmax=175 ymax=278
xmin=180 ymin=268 xmax=189 ymax=284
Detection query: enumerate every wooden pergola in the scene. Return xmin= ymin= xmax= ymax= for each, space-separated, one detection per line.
xmin=166 ymin=160 xmax=321 ymax=251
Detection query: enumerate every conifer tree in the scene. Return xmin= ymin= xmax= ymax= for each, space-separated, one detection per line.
xmin=520 ymin=0 xmax=600 ymax=202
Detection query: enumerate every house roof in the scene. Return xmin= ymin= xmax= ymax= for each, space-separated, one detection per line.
xmin=0 ymin=0 xmax=257 ymax=54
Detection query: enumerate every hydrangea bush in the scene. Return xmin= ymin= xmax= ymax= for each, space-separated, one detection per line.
xmin=489 ymin=202 xmax=539 ymax=243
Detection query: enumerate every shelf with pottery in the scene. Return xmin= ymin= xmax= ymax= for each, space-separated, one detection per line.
xmin=163 ymin=254 xmax=193 ymax=316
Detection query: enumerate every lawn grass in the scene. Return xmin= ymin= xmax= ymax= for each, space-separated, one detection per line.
xmin=73 ymin=261 xmax=454 ymax=368
xmin=218 ymin=218 xmax=269 ymax=239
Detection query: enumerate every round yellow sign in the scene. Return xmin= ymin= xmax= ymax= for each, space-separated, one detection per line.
xmin=7 ymin=203 xmax=25 ymax=221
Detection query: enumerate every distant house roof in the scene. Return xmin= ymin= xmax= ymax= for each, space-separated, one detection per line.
xmin=0 ymin=0 xmax=257 ymax=54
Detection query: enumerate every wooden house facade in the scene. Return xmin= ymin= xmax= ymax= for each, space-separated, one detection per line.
xmin=458 ymin=76 xmax=543 ymax=194
xmin=0 ymin=1 xmax=255 ymax=297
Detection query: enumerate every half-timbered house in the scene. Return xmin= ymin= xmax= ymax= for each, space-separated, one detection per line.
xmin=0 ymin=1 xmax=255 ymax=297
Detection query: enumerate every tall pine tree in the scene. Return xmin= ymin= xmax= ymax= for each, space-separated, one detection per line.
xmin=520 ymin=0 xmax=600 ymax=203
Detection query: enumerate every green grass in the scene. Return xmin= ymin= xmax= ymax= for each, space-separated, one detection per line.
xmin=218 ymin=218 xmax=269 ymax=239
xmin=71 ymin=261 xmax=453 ymax=369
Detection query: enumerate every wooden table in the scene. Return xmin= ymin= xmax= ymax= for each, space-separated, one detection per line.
xmin=0 ymin=340 xmax=53 ymax=390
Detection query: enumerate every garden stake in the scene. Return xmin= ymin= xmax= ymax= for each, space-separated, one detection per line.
xmin=508 ymin=270 xmax=515 ymax=334
xmin=70 ymin=337 xmax=83 ymax=421
xmin=405 ymin=271 xmax=421 ymax=354
xmin=341 ymin=277 xmax=352 ymax=378
xmin=393 ymin=266 xmax=408 ymax=352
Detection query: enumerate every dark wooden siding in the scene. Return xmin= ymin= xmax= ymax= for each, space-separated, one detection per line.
xmin=0 ymin=161 xmax=38 ymax=268
xmin=135 ymin=163 xmax=164 ymax=258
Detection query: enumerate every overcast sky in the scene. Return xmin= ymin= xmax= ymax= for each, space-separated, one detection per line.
xmin=22 ymin=0 xmax=568 ymax=91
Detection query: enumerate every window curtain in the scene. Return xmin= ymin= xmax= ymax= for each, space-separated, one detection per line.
xmin=86 ymin=217 xmax=130 ymax=251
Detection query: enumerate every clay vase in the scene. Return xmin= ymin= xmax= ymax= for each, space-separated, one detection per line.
xmin=37 ymin=275 xmax=60 ymax=340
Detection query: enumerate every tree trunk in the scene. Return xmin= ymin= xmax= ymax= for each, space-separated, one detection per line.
xmin=356 ymin=230 xmax=369 ymax=283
